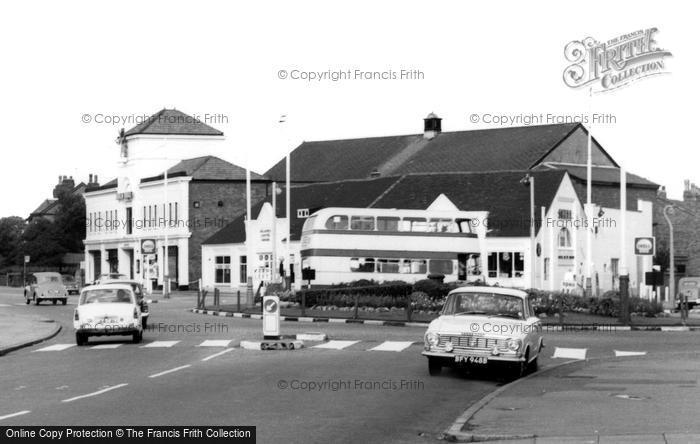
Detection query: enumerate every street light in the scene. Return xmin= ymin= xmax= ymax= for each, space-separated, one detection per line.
xmin=663 ymin=204 xmax=683 ymax=322
xmin=520 ymin=174 xmax=536 ymax=289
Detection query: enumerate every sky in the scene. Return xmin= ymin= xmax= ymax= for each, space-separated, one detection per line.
xmin=0 ymin=0 xmax=695 ymax=217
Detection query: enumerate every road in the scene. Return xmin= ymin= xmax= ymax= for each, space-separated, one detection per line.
xmin=1 ymin=287 xmax=698 ymax=443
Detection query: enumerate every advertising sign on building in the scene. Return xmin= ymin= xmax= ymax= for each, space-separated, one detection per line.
xmin=141 ymin=239 xmax=157 ymax=255
xmin=634 ymin=237 xmax=655 ymax=255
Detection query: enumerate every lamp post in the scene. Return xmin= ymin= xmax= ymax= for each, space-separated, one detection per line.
xmin=663 ymin=204 xmax=682 ymax=321
xmin=520 ymin=174 xmax=536 ymax=289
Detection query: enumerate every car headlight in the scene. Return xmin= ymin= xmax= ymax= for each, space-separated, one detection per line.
xmin=425 ymin=332 xmax=439 ymax=349
xmin=505 ymin=338 xmax=522 ymax=352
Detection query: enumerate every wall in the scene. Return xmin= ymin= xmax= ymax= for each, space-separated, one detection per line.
xmin=188 ymin=181 xmax=269 ymax=285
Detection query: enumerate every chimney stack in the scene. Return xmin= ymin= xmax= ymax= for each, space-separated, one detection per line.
xmin=89 ymin=174 xmax=93 ymax=184
xmin=423 ymin=112 xmax=442 ymax=140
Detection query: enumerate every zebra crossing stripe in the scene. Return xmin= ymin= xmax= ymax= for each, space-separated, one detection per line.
xmin=35 ymin=344 xmax=75 ymax=352
xmin=368 ymin=341 xmax=414 ymax=352
xmin=552 ymin=347 xmax=587 ymax=360
xmin=198 ymin=340 xmax=232 ymax=347
xmin=312 ymin=340 xmax=360 ymax=350
xmin=614 ymin=350 xmax=647 ymax=357
xmin=140 ymin=340 xmax=179 ymax=348
xmin=90 ymin=344 xmax=122 ymax=349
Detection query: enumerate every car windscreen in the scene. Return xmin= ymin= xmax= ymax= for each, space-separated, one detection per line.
xmin=442 ymin=292 xmax=525 ymax=319
xmin=79 ymin=289 xmax=134 ymax=304
xmin=62 ymin=276 xmax=75 ymax=283
xmin=37 ymin=275 xmax=61 ymax=284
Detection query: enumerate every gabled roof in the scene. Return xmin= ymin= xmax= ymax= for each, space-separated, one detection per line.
xmin=29 ymin=198 xmax=57 ymax=216
xmin=542 ymin=164 xmax=658 ymax=188
xmin=264 ymin=123 xmax=583 ymax=182
xmin=146 ymin=156 xmax=267 ymax=182
xmin=124 ymin=109 xmax=224 ymax=137
xmin=203 ymin=170 xmax=569 ymax=245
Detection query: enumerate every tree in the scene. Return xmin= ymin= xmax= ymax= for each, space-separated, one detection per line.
xmin=53 ymin=187 xmax=86 ymax=253
xmin=22 ymin=218 xmax=65 ymax=266
xmin=0 ymin=216 xmax=25 ymax=267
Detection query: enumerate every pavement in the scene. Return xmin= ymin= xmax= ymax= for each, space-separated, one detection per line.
xmin=0 ymin=295 xmax=61 ymax=355
xmin=451 ymin=352 xmax=700 ymax=443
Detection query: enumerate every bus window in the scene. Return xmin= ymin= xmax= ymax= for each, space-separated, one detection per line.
xmin=401 ymin=217 xmax=427 ymax=232
xmin=429 ymin=259 xmax=454 ymax=275
xmin=377 ymin=259 xmax=400 ymax=273
xmin=301 ymin=215 xmax=317 ymax=233
xmin=325 ymin=215 xmax=348 ymax=230
xmin=377 ymin=216 xmax=399 ymax=232
xmin=350 ymin=258 xmax=375 ymax=272
xmin=350 ymin=216 xmax=375 ymax=231
xmin=429 ymin=218 xmax=456 ymax=233
xmin=456 ymin=219 xmax=473 ymax=234
xmin=402 ymin=259 xmax=427 ymax=274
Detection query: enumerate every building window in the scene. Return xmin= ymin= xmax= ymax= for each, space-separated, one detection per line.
xmin=126 ymin=207 xmax=133 ymax=234
xmin=350 ymin=258 xmax=375 ymax=272
xmin=297 ymin=208 xmax=310 ymax=218
xmin=174 ymin=202 xmax=178 ymax=224
xmin=325 ymin=215 xmax=348 ymax=230
xmin=429 ymin=259 xmax=453 ymax=275
xmin=377 ymin=216 xmax=399 ymax=232
xmin=610 ymin=258 xmax=619 ymax=279
xmin=558 ymin=228 xmax=572 ymax=248
xmin=488 ymin=252 xmax=525 ymax=278
xmin=215 ymin=256 xmax=231 ymax=284
xmin=239 ymin=256 xmax=247 ymax=284
xmin=544 ymin=258 xmax=550 ymax=281
xmin=350 ymin=216 xmax=375 ymax=231
xmin=558 ymin=209 xmax=572 ymax=220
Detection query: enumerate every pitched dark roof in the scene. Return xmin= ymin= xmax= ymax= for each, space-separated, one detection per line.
xmin=545 ymin=164 xmax=658 ymax=188
xmin=147 ymin=156 xmax=267 ymax=181
xmin=124 ymin=109 xmax=224 ymax=137
xmin=264 ymin=123 xmax=582 ymax=182
xmin=371 ymin=170 xmax=567 ymax=237
xmin=203 ymin=170 xmax=568 ymax=244
xmin=202 ymin=177 xmax=398 ymax=245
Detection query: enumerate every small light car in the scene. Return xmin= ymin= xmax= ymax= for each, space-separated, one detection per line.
xmin=422 ymin=286 xmax=543 ymax=379
xmin=24 ymin=272 xmax=68 ymax=305
xmin=73 ymin=284 xmax=145 ymax=345
xmin=99 ymin=279 xmax=151 ymax=328
xmin=62 ymin=275 xmax=80 ymax=295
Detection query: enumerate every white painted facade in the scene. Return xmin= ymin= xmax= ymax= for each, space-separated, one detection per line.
xmin=84 ymin=175 xmax=191 ymax=290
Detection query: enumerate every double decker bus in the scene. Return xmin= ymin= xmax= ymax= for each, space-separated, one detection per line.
xmin=299 ymin=207 xmax=488 ymax=286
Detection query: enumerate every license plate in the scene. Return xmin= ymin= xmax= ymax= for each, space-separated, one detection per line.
xmin=455 ymin=355 xmax=487 ymax=365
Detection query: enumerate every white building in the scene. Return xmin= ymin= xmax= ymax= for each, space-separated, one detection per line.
xmin=84 ymin=109 xmax=270 ymax=289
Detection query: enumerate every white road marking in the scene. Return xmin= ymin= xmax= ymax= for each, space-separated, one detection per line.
xmin=140 ymin=340 xmax=179 ymax=348
xmin=552 ymin=347 xmax=587 ymax=360
xmin=312 ymin=340 xmax=360 ymax=350
xmin=614 ymin=350 xmax=647 ymax=357
xmin=0 ymin=410 xmax=31 ymax=421
xmin=198 ymin=340 xmax=232 ymax=347
xmin=61 ymin=383 xmax=128 ymax=403
xmin=90 ymin=344 xmax=122 ymax=349
xmin=202 ymin=348 xmax=234 ymax=361
xmin=36 ymin=344 xmax=75 ymax=352
xmin=0 ymin=304 xmax=11 ymax=307
xmin=149 ymin=365 xmax=191 ymax=378
xmin=368 ymin=341 xmax=414 ymax=352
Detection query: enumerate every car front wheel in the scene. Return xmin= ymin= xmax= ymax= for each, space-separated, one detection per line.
xmin=61 ymin=299 xmax=67 ymax=305
xmin=132 ymin=331 xmax=142 ymax=344
xmin=428 ymin=358 xmax=442 ymax=376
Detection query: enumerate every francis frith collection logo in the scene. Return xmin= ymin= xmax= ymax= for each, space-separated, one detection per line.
xmin=563 ymin=28 xmax=672 ymax=92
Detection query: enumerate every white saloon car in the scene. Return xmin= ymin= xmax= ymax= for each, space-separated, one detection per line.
xmin=73 ymin=284 xmax=145 ymax=345
xmin=422 ymin=286 xmax=543 ymax=378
